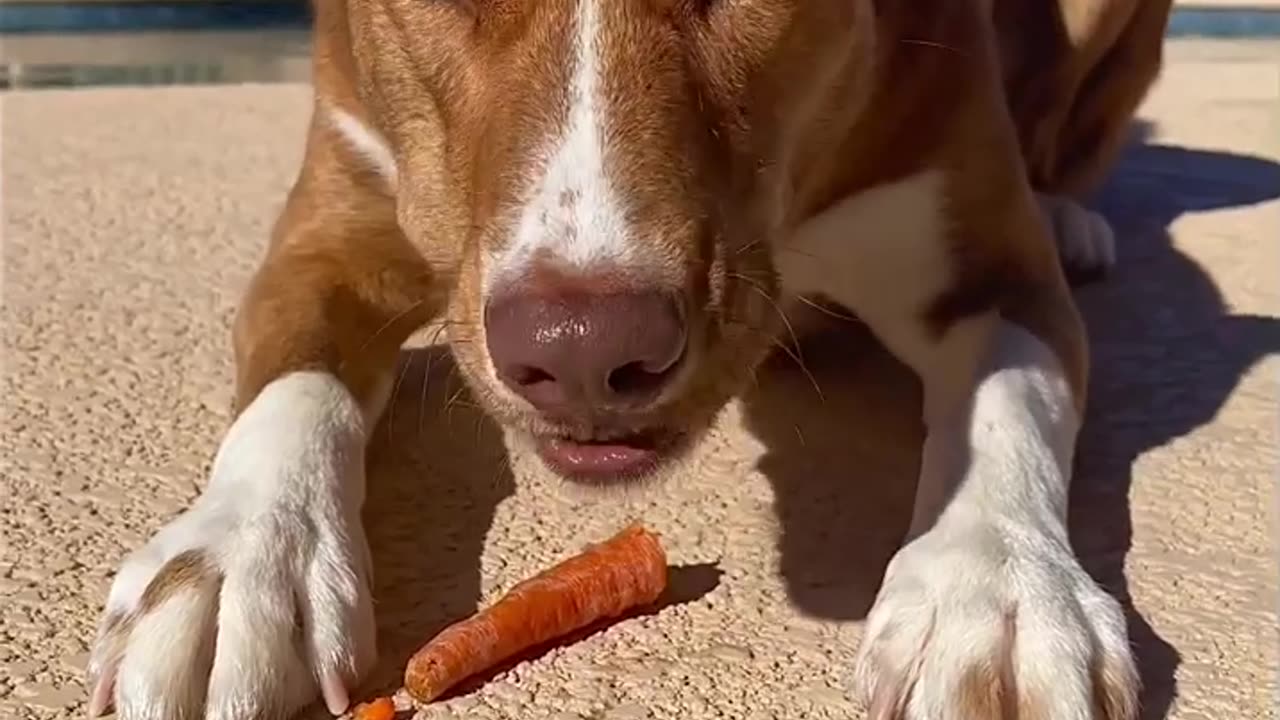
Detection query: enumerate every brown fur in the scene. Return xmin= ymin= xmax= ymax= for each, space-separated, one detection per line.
xmin=91 ymin=550 xmax=220 ymax=676
xmin=995 ymin=0 xmax=1173 ymax=195
xmin=205 ymin=1 xmax=1170 ymax=717
xmin=956 ymin=661 xmax=1013 ymax=720
xmin=234 ymin=0 xmax=1159 ymax=420
xmin=136 ymin=550 xmax=219 ymax=613
xmin=225 ymin=0 xmax=1170 ymax=463
xmin=1094 ymin=652 xmax=1143 ymax=719
xmin=230 ymin=100 xmax=441 ymax=415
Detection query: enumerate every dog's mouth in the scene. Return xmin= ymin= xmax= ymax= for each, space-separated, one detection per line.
xmin=534 ymin=427 xmax=683 ymax=485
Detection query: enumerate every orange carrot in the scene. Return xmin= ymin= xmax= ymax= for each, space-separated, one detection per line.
xmin=352 ymin=696 xmax=396 ymax=720
xmin=404 ymin=523 xmax=668 ymax=702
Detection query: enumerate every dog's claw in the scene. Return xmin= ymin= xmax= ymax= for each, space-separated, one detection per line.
xmin=321 ymin=668 xmax=352 ymax=716
xmin=86 ymin=617 xmax=124 ymax=719
xmin=86 ymin=664 xmax=115 ymax=718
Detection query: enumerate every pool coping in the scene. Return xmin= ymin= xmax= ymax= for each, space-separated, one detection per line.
xmin=0 ymin=2 xmax=1279 ymax=37
xmin=0 ymin=1 xmax=312 ymax=33
xmin=1168 ymin=6 xmax=1280 ymax=36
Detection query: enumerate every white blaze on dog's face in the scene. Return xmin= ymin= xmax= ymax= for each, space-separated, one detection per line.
xmin=491 ymin=0 xmax=628 ymax=283
xmin=338 ymin=0 xmax=875 ymax=482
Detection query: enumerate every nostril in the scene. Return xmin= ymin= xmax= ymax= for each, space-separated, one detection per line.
xmin=607 ymin=360 xmax=676 ymax=398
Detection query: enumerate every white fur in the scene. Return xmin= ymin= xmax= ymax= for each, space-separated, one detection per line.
xmin=114 ymin=585 xmax=218 ymax=720
xmin=854 ymin=322 xmax=1136 ymax=719
xmin=1038 ymin=193 xmax=1117 ymax=273
xmin=89 ymin=371 xmax=383 ymax=719
xmin=778 ymin=170 xmax=954 ymax=376
xmin=779 ymin=175 xmax=1137 ymax=717
xmin=488 ymin=0 xmax=633 ymax=292
xmin=326 ymin=104 xmax=399 ymax=188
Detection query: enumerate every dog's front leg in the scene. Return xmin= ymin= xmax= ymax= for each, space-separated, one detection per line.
xmin=854 ymin=314 xmax=1138 ymax=720
xmin=87 ymin=116 xmax=440 ymax=719
xmin=779 ymin=170 xmax=1138 ymax=719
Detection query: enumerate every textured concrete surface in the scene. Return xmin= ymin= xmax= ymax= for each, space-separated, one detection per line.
xmin=2 ymin=40 xmax=1278 ymax=720
xmin=1179 ymin=0 xmax=1280 ymax=7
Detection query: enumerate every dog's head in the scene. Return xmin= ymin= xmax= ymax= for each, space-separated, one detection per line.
xmin=339 ymin=0 xmax=876 ymax=483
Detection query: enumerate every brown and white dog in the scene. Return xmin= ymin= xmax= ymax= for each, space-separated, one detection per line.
xmin=88 ymin=0 xmax=1172 ymax=717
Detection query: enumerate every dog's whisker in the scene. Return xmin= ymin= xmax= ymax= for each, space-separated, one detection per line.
xmin=486 ymin=451 xmax=512 ymax=489
xmin=735 ymin=236 xmax=766 ymax=256
xmin=769 ymin=338 xmax=827 ymax=402
xmin=728 ymin=271 xmax=797 ymax=345
xmin=422 ymin=320 xmax=457 ymax=347
xmin=439 ymin=360 xmax=467 ymax=426
xmin=794 ymin=294 xmax=859 ymax=322
xmin=728 ymin=272 xmax=825 ymax=402
xmin=416 ymin=332 xmax=447 ymax=435
xmin=385 ymin=355 xmax=413 ymax=442
xmin=899 ymin=38 xmax=969 ymax=57
xmin=443 ymin=384 xmax=469 ymax=427
xmin=442 ymin=362 xmax=460 ymax=395
xmin=417 ymin=357 xmax=431 ymax=438
xmin=724 ymin=319 xmax=826 ymax=402
xmin=341 ymin=299 xmax=433 ymax=372
xmin=773 ymin=245 xmax=824 ymax=260
xmin=413 ymin=321 xmax=457 ymax=437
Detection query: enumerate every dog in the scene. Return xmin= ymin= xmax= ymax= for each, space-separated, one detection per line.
xmin=87 ymin=0 xmax=1172 ymax=717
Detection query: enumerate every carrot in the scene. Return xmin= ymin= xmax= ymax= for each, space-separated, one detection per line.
xmin=352 ymin=696 xmax=396 ymax=720
xmin=404 ymin=523 xmax=668 ymax=702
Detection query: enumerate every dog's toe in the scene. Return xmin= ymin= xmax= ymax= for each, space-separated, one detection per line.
xmin=205 ymin=556 xmax=316 ymax=720
xmin=90 ymin=550 xmax=221 ymax=720
xmin=854 ymin=526 xmax=1139 ymax=720
xmin=1037 ymin=193 xmax=1117 ymax=284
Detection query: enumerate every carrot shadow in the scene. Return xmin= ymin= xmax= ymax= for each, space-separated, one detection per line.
xmin=743 ymin=129 xmax=1280 ymax=720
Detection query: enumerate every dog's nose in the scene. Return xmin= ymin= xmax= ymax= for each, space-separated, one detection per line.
xmin=485 ymin=289 xmax=687 ymax=413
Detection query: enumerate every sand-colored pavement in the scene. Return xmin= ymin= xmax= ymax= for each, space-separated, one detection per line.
xmin=2 ymin=39 xmax=1277 ymax=720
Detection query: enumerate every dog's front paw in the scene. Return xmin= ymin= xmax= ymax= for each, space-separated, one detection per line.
xmin=855 ymin=523 xmax=1138 ymax=720
xmin=87 ymin=373 xmax=377 ymax=720
xmin=1037 ymin=193 xmax=1117 ymax=283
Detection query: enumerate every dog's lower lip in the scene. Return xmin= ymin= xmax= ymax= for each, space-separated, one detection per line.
xmin=535 ymin=434 xmax=662 ymax=483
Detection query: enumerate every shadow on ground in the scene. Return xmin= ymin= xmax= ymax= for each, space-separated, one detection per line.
xmin=345 ymin=132 xmax=1279 ymax=719
xmin=357 ymin=347 xmax=516 ymax=697
xmin=743 ymin=131 xmax=1280 ymax=719
xmin=354 ymin=349 xmax=721 ymax=703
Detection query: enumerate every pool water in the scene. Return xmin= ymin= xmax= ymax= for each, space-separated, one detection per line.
xmin=0 ymin=5 xmax=1276 ymax=91
xmin=1 ymin=28 xmax=311 ymax=90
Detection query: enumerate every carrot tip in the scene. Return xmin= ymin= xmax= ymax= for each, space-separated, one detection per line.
xmin=351 ymin=696 xmax=397 ymax=720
